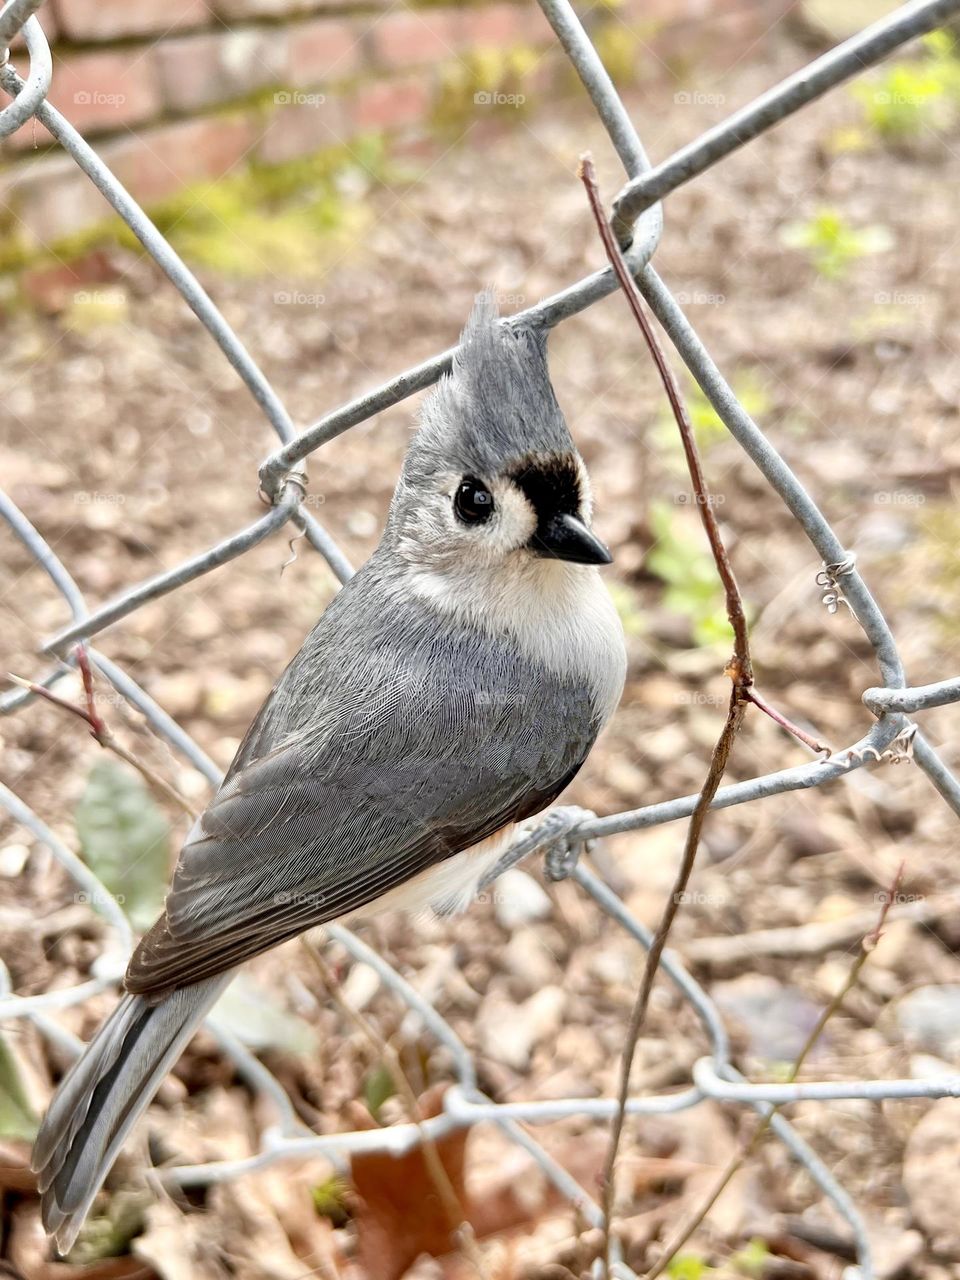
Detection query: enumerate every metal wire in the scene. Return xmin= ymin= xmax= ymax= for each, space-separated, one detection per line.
xmin=2 ymin=1 xmax=960 ymax=1275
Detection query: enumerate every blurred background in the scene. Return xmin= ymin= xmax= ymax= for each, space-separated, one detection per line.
xmin=2 ymin=0 xmax=960 ymax=1275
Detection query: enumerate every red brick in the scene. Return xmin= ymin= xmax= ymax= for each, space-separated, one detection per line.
xmin=20 ymin=249 xmax=125 ymax=313
xmin=0 ymin=152 xmax=114 ymax=244
xmin=215 ymin=0 xmax=391 ymax=12
xmin=154 ymin=28 xmax=291 ymax=115
xmin=214 ymin=0 xmax=319 ymax=18
xmin=8 ymin=5 xmax=58 ymax=49
xmin=288 ymin=17 xmax=362 ymax=87
xmin=98 ymin=113 xmax=256 ymax=205
xmin=2 ymin=115 xmax=56 ymax=153
xmin=255 ymin=96 xmax=346 ymax=165
xmin=347 ymin=77 xmax=431 ymax=132
xmin=370 ymin=10 xmax=463 ymax=69
xmin=45 ymin=48 xmax=162 ymax=136
xmin=460 ymin=4 xmax=527 ymax=47
xmin=50 ymin=0 xmax=209 ymax=41
xmin=1 ymin=49 xmax=56 ymax=151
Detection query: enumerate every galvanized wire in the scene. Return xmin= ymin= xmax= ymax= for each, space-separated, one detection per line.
xmin=2 ymin=1 xmax=960 ymax=1276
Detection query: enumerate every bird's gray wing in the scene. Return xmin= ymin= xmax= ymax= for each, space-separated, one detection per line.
xmin=125 ymin=653 xmax=594 ymax=995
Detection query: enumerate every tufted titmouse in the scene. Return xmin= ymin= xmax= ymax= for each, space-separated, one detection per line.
xmin=33 ymin=292 xmax=626 ymax=1251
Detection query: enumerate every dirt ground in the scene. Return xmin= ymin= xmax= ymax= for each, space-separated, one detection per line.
xmin=1 ymin=22 xmax=960 ymax=1280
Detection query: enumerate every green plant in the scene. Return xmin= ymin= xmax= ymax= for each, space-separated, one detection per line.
xmin=137 ymin=140 xmax=392 ymax=277
xmin=608 ymin=581 xmax=647 ymax=638
xmin=851 ymin=30 xmax=960 ymax=138
xmin=0 ymin=1035 xmax=37 ymax=1141
xmin=663 ymin=1237 xmax=769 ymax=1277
xmin=729 ymin=1238 xmax=770 ymax=1276
xmin=311 ymin=1175 xmax=352 ymax=1227
xmin=75 ymin=759 xmax=170 ymax=931
xmin=780 ymin=206 xmax=893 ymax=280
xmin=433 ymin=45 xmax=538 ymax=134
xmin=646 ymin=502 xmax=739 ymax=648
xmin=667 ymin=1254 xmax=710 ymax=1279
xmin=653 ymin=371 xmax=769 ymax=458
xmin=363 ymin=1061 xmax=397 ymax=1123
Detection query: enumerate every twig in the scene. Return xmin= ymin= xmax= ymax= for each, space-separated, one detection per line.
xmin=579 ymin=153 xmax=753 ymax=1274
xmin=684 ymin=889 xmax=947 ymax=968
xmin=744 ymin=686 xmax=831 ymax=755
xmin=300 ymin=935 xmax=489 ymax=1280
xmin=644 ymin=863 xmax=904 ymax=1277
xmin=6 ymin=644 xmax=198 ymax=819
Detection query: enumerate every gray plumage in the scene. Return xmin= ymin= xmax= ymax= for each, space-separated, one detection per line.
xmin=33 ymin=292 xmax=626 ymax=1253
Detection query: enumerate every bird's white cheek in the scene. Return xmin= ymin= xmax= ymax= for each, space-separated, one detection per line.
xmin=485 ymin=484 xmax=537 ymax=557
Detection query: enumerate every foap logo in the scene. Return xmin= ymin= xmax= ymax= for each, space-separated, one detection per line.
xmin=274 ymin=290 xmax=326 ymax=307
xmin=874 ymin=290 xmax=925 ymax=307
xmin=673 ymin=889 xmax=725 ymax=907
xmin=74 ymin=491 xmax=126 ymax=506
xmin=73 ymin=91 xmax=127 ymax=108
xmin=674 ymin=290 xmax=726 ymax=307
xmin=675 ymin=690 xmax=728 ymax=707
xmin=674 ymin=492 xmax=726 ymax=507
xmin=474 ymin=90 xmax=526 ymax=108
xmin=874 ymin=491 xmax=925 ymax=507
xmin=274 ymin=90 xmax=326 ymax=107
xmin=674 ymin=90 xmax=726 ymax=107
xmin=875 ymin=889 xmax=924 ymax=907
xmin=73 ymin=288 xmax=126 ymax=307
xmin=474 ymin=888 xmax=508 ymax=906
xmin=874 ymin=90 xmax=923 ymax=106
xmin=273 ymin=890 xmax=327 ymax=907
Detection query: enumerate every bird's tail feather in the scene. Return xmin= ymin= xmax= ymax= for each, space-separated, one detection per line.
xmin=32 ymin=972 xmax=232 ymax=1254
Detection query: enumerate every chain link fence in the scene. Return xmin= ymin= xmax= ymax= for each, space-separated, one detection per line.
xmin=2 ymin=1 xmax=960 ymax=1275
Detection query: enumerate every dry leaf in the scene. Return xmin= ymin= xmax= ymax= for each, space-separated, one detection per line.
xmin=351 ymin=1084 xmax=469 ymax=1280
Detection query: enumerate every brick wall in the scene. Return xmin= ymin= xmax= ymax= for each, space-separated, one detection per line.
xmin=1 ymin=0 xmax=791 ymax=258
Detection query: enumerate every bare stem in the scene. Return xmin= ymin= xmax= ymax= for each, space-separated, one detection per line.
xmin=645 ymin=862 xmax=904 ymax=1277
xmin=7 ymin=644 xmax=198 ymax=819
xmin=579 ymin=153 xmax=754 ymax=1273
xmin=744 ymin=686 xmax=831 ymax=755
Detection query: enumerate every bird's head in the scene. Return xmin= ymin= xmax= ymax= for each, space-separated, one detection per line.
xmin=388 ymin=292 xmax=611 ymax=582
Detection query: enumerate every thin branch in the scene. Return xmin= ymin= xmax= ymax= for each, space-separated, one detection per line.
xmin=645 ymin=862 xmax=904 ymax=1277
xmin=7 ymin=644 xmax=198 ymax=819
xmin=583 ymin=164 xmax=750 ymax=677
xmin=300 ymin=935 xmax=489 ymax=1280
xmin=579 ymin=152 xmax=754 ymax=1274
xmin=744 ymin=686 xmax=831 ymax=755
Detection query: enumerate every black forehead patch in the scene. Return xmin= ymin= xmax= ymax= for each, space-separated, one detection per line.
xmin=509 ymin=454 xmax=582 ymax=528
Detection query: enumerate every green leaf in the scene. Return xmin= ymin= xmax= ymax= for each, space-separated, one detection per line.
xmin=0 ymin=1035 xmax=37 ymax=1141
xmin=75 ymin=760 xmax=170 ymax=931
xmin=312 ymin=1175 xmax=351 ymax=1226
xmin=731 ymin=1237 xmax=771 ymax=1276
xmin=210 ymin=973 xmax=319 ymax=1055
xmin=781 ymin=206 xmax=893 ymax=279
xmin=363 ymin=1062 xmax=397 ymax=1124
xmin=667 ymin=1255 xmax=711 ymax=1279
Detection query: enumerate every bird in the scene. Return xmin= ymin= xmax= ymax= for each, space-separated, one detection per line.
xmin=32 ymin=291 xmax=627 ymax=1252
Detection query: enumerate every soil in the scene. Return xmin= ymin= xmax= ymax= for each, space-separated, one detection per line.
xmin=1 ymin=28 xmax=959 ymax=1280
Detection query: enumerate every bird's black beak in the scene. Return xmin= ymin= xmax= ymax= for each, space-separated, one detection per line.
xmin=530 ymin=513 xmax=613 ymax=566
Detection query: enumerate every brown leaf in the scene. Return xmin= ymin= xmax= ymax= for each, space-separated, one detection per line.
xmin=350 ymin=1085 xmax=606 ymax=1279
xmin=0 ymin=1140 xmax=36 ymax=1193
xmin=351 ymin=1084 xmax=468 ymax=1280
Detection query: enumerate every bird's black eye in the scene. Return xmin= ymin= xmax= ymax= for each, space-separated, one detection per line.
xmin=454 ymin=477 xmax=495 ymax=525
